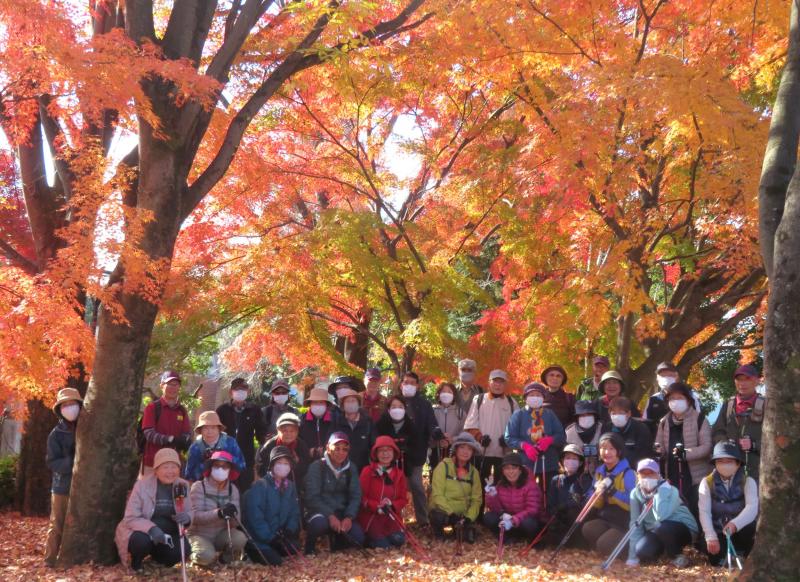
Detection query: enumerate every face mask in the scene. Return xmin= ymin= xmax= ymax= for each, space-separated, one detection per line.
xmin=273 ymin=394 xmax=289 ymax=406
xmin=231 ymin=390 xmax=247 ymax=403
xmin=610 ymin=414 xmax=628 ymax=428
xmin=577 ymin=416 xmax=595 ymax=429
xmin=61 ymin=404 xmax=80 ymax=422
xmin=439 ymin=392 xmax=454 ymax=405
xmin=273 ymin=461 xmax=292 ymax=478
xmin=668 ymin=399 xmax=688 ymax=414
xmin=343 ymin=401 xmax=360 ymax=414
xmin=657 ymin=375 xmax=676 ymax=390
xmin=389 ymin=407 xmax=406 ymax=421
xmin=401 ymin=384 xmax=417 ymax=398
xmin=310 ymin=404 xmax=327 ymax=418
xmin=211 ymin=467 xmax=230 ymax=482
xmin=716 ymin=462 xmax=739 ymax=479
xmin=526 ymin=396 xmax=543 ymax=409
xmin=640 ymin=477 xmax=659 ymax=492
xmin=563 ymin=459 xmax=580 ymax=474
xmin=459 ymin=371 xmax=475 ymax=383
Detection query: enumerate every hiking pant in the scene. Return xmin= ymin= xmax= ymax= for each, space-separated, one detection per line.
xmin=634 ymin=520 xmax=693 ymax=561
xmin=188 ymin=528 xmax=247 ymax=566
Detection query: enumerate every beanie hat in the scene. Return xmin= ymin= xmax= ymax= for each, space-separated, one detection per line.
xmin=523 ymin=382 xmax=547 ymax=397
xmin=269 ymin=445 xmax=294 ymax=467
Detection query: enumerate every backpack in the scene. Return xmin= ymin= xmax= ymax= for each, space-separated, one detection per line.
xmin=726 ymin=395 xmax=765 ymax=425
xmin=476 ymin=393 xmax=517 ymax=414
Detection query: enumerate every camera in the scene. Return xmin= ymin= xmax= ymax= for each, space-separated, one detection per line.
xmin=674 ymin=442 xmax=686 ymax=461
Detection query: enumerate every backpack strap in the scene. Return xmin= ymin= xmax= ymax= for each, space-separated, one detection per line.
xmin=476 ymin=393 xmax=484 ymax=411
xmin=751 ymin=396 xmax=765 ymax=423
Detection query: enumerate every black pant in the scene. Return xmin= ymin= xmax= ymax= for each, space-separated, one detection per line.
xmin=245 ymin=534 xmax=300 ymax=566
xmin=128 ymin=531 xmax=189 ymax=569
xmin=634 ymin=520 xmax=693 ymax=561
xmin=703 ymin=522 xmax=757 ymax=565
xmin=483 ymin=511 xmax=540 ymax=540
xmin=430 ymin=509 xmax=475 ymax=540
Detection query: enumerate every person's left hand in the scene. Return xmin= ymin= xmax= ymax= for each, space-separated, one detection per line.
xmin=341 ymin=517 xmax=352 ymax=532
xmin=722 ymin=521 xmax=738 ymax=535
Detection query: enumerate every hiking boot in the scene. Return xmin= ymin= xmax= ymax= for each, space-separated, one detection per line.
xmin=464 ymin=527 xmax=476 ymax=544
xmin=673 ymin=554 xmax=689 ymax=568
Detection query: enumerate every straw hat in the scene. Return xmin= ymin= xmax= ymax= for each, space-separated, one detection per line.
xmin=195 ymin=410 xmax=226 ymax=433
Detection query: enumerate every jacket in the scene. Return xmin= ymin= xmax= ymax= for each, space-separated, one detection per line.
xmin=375 ymin=412 xmax=425 ymax=472
xmin=404 ymin=393 xmax=440 ymax=448
xmin=429 ymin=458 xmax=482 ymax=522
xmin=543 ymin=388 xmax=576 ymax=428
xmin=601 ymin=418 xmax=654 ymax=470
xmin=592 ymin=459 xmax=636 ymax=513
xmin=485 ymin=477 xmax=542 ymax=525
xmin=46 ymin=419 xmax=76 ymax=495
xmin=140 ymin=398 xmax=192 ymax=467
xmin=655 ymin=407 xmax=712 ymax=484
xmin=185 ymin=433 xmax=247 ymax=482
xmin=335 ymin=413 xmax=376 ymax=472
xmin=432 ymin=403 xmax=466 ymax=442
xmin=187 ymin=477 xmax=240 ymax=540
xmin=565 ymin=422 xmax=602 ymax=475
xmin=504 ymin=407 xmax=566 ymax=473
xmin=216 ymin=402 xmax=268 ymax=467
xmin=299 ymin=409 xmax=337 ymax=454
xmin=356 ymin=462 xmax=408 ymax=540
xmin=711 ymin=395 xmax=764 ymax=480
xmin=362 ymin=393 xmax=388 ymax=423
xmin=303 ymin=456 xmax=361 ymax=520
xmin=548 ymin=471 xmax=593 ymax=516
xmin=242 ymin=474 xmax=301 ymax=548
xmin=262 ymin=403 xmax=300 ymax=438
xmin=115 ymin=474 xmax=193 ymax=567
xmin=464 ymin=392 xmax=518 ymax=457
xmin=627 ymin=480 xmax=698 ymax=560
xmin=454 ymin=383 xmax=484 ymax=416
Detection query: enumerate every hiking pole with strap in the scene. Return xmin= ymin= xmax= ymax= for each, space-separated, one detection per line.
xmin=386 ymin=507 xmax=430 ymax=561
xmin=173 ymin=483 xmax=190 ymax=582
xmin=232 ymin=516 xmax=271 ymax=565
xmin=549 ymin=478 xmax=611 ymax=563
xmin=600 ymin=497 xmax=655 ymax=570
xmin=520 ymin=513 xmax=556 ymax=558
xmin=725 ymin=531 xmax=743 ymax=571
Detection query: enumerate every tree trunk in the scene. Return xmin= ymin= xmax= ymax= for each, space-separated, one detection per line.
xmin=333 ymin=308 xmax=372 ymax=370
xmin=14 ymin=399 xmax=56 ymax=516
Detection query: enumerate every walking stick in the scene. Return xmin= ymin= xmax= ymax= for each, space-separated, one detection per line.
xmin=173 ymin=483 xmax=190 ymax=582
xmin=497 ymin=522 xmax=505 ymax=561
xmin=725 ymin=531 xmax=743 ymax=571
xmin=233 ymin=516 xmax=271 ymax=565
xmin=455 ymin=519 xmax=464 ymax=556
xmin=520 ymin=514 xmax=555 ymax=557
xmin=278 ymin=532 xmax=308 ymax=565
xmin=386 ymin=508 xmax=430 ymax=560
xmin=600 ymin=497 xmax=654 ymax=570
xmin=549 ymin=478 xmax=610 ymax=562
xmin=540 ymin=458 xmax=548 ymax=513
xmin=225 ymin=517 xmax=238 ymax=582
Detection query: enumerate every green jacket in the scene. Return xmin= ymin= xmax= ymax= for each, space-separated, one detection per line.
xmin=304 ymin=456 xmax=361 ymax=520
xmin=429 ymin=458 xmax=482 ymax=522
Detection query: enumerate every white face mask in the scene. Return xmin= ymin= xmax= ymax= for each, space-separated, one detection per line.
xmin=639 ymin=477 xmax=659 ymax=492
xmin=610 ymin=414 xmax=628 ymax=428
xmin=389 ymin=407 xmax=406 ymax=421
xmin=310 ymin=404 xmax=327 ymax=418
xmin=526 ymin=396 xmax=543 ymax=409
xmin=61 ymin=404 xmax=80 ymax=422
xmin=211 ymin=467 xmax=230 ymax=482
xmin=231 ymin=390 xmax=247 ymax=403
xmin=459 ymin=371 xmax=475 ymax=383
xmin=716 ymin=461 xmax=739 ymax=479
xmin=273 ymin=394 xmax=289 ymax=406
xmin=401 ymin=384 xmax=417 ymax=398
xmin=657 ymin=375 xmax=676 ymax=390
xmin=439 ymin=392 xmax=454 ymax=405
xmin=577 ymin=415 xmax=595 ymax=429
xmin=343 ymin=401 xmax=360 ymax=414
xmin=563 ymin=458 xmax=580 ymax=474
xmin=272 ymin=461 xmax=292 ymax=478
xmin=668 ymin=399 xmax=688 ymax=414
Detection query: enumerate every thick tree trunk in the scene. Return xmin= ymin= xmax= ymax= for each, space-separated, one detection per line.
xmin=14 ymin=399 xmax=56 ymax=516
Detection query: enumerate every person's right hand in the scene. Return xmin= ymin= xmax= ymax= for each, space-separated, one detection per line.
xmin=707 ymin=539 xmax=720 ymax=555
xmin=480 ymin=435 xmax=491 ymax=448
xmin=439 ymin=438 xmax=450 ymax=448
xmin=595 ymin=477 xmax=612 ymax=493
xmin=328 ymin=514 xmax=342 ymax=532
xmin=485 ymin=485 xmax=498 ymax=496
xmin=522 ymin=441 xmax=539 ymax=462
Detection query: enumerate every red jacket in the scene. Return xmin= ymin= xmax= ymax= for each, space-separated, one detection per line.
xmin=356 ymin=436 xmax=408 ymax=540
xmin=485 ymin=477 xmax=542 ymax=525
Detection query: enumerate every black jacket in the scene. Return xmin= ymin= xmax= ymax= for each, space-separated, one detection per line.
xmin=216 ymin=402 xmax=268 ymax=467
xmin=46 ymin=419 xmax=76 ymax=495
xmin=375 ymin=413 xmax=424 ymax=474
xmin=255 ymin=435 xmax=312 ymax=486
xmin=335 ymin=413 xmax=376 ymax=472
xmin=601 ymin=418 xmax=654 ymax=470
xmin=404 ymin=394 xmax=440 ymax=448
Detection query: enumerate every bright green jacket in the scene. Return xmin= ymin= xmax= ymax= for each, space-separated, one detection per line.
xmin=429 ymin=458 xmax=482 ymax=522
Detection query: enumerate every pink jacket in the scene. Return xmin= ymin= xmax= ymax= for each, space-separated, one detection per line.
xmin=485 ymin=478 xmax=542 ymax=525
xmin=114 ymin=475 xmax=193 ymax=567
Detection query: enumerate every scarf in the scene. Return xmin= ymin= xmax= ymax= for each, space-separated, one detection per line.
xmin=529 ymin=408 xmax=544 ymax=442
xmin=270 ymin=472 xmax=289 ymax=492
xmin=276 ymin=436 xmax=298 ymax=452
xmin=735 ymin=393 xmax=758 ymax=416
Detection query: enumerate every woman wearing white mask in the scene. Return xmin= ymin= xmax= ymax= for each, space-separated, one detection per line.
xmin=654 ymin=382 xmax=712 ymax=518
xmin=643 ymin=363 xmax=700 ymax=438
xmin=335 ymin=389 xmax=376 ymax=472
xmin=299 ymin=387 xmax=337 ymax=460
xmin=188 ymin=450 xmax=247 ymax=567
xmin=546 ymin=444 xmax=593 ymax=546
xmin=44 ymin=388 xmax=83 ymax=567
xmin=565 ymin=400 xmax=602 ymax=475
xmin=431 ymin=382 xmax=466 ymax=469
xmin=261 ymin=378 xmax=299 ymax=440
xmin=601 ymin=396 xmax=654 ymax=470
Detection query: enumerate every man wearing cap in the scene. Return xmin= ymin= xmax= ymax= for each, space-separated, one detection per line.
xmin=362 ymin=368 xmax=387 ymax=423
xmin=140 ymin=370 xmax=193 ymax=475
xmin=184 ymin=411 xmax=246 ymax=482
xmin=711 ymin=365 xmax=765 ymax=481
xmin=541 ymin=364 xmax=576 ymax=428
xmin=455 ymin=359 xmax=484 ymax=416
xmin=303 ymin=432 xmax=364 ymax=554
xmin=216 ymin=377 xmax=268 ymax=493
xmin=643 ymin=363 xmax=701 ymax=437
xmin=44 ymin=387 xmax=83 ymax=566
xmin=464 ymin=369 xmax=519 ymax=483
xmin=577 ymin=356 xmax=610 ymax=401
xmin=262 ymin=378 xmax=299 ymax=440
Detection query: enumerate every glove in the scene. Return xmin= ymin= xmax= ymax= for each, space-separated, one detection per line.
xmin=501 ymin=516 xmax=513 ymax=530
xmin=485 ymin=485 xmax=498 ymax=497
xmin=536 ymin=435 xmax=554 ymax=452
xmin=480 ymin=435 xmax=491 ymax=448
xmin=218 ymin=503 xmax=237 ymax=519
xmin=148 ymin=526 xmax=167 ymax=545
xmin=522 ymin=441 xmax=539 ymax=463
xmin=173 ymin=511 xmax=191 ymax=526
xmin=432 ymin=427 xmax=444 ymax=441
xmin=498 ymin=436 xmax=507 ymax=448
xmin=595 ymin=477 xmax=612 ymax=493
xmin=174 ymin=434 xmax=193 ymax=451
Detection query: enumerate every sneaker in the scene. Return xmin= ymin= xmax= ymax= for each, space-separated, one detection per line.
xmin=673 ymin=554 xmax=689 ymax=568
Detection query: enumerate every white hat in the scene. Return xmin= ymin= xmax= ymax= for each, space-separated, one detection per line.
xmin=489 ymin=369 xmax=508 ymax=381
xmin=458 ymin=359 xmax=477 ymax=369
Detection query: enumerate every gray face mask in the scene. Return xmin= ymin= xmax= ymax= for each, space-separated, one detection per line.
xmin=459 ymin=371 xmax=475 ymax=383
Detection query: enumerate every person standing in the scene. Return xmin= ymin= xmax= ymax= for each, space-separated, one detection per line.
xmin=711 ymin=365 xmax=765 ymax=480
xmin=44 ymin=388 xmax=82 ymax=567
xmin=643 ymin=362 xmax=700 ymax=437
xmin=362 ymin=368 xmax=387 ymax=423
xmin=577 ymin=356 xmax=610 ymax=402
xmin=602 ymin=396 xmax=653 ymax=470
xmin=541 ymin=364 xmax=576 ymax=428
xmin=454 ymin=359 xmax=484 ymax=416
xmin=431 ymin=382 xmax=466 ymax=469
xmin=261 ymin=378 xmax=299 ymax=440
xmin=140 ymin=370 xmax=193 ymax=475
xmin=216 ymin=377 xmax=268 ymax=493
xmin=335 ymin=388 xmax=376 ymax=472
xmin=300 ymin=386 xmax=338 ymax=460
xmin=596 ymin=370 xmax=641 ymax=424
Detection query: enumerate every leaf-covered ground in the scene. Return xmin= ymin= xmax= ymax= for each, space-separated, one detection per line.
xmin=1 ymin=511 xmax=732 ymax=581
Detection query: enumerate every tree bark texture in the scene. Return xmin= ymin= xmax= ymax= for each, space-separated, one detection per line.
xmin=14 ymin=399 xmax=56 ymax=516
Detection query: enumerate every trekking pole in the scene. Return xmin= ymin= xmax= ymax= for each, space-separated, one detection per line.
xmin=725 ymin=531 xmax=743 ymax=571
xmin=278 ymin=532 xmax=308 ymax=565
xmin=173 ymin=483 xmax=190 ymax=582
xmin=600 ymin=497 xmax=654 ymax=570
xmin=540 ymin=458 xmax=548 ymax=513
xmin=520 ymin=513 xmax=555 ymax=558
xmin=675 ymin=443 xmax=685 ymax=498
xmin=225 ymin=517 xmax=238 ymax=582
xmin=549 ymin=478 xmax=611 ymax=562
xmin=455 ymin=519 xmax=464 ymax=556
xmin=386 ymin=508 xmax=430 ymax=560
xmin=233 ymin=516 xmax=271 ymax=565
xmin=497 ymin=522 xmax=505 ymax=561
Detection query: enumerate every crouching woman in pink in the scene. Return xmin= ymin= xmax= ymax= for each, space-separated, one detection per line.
xmin=483 ymin=452 xmax=543 ymax=541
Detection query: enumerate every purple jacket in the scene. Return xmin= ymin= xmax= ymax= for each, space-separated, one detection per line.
xmin=485 ymin=478 xmax=542 ymax=524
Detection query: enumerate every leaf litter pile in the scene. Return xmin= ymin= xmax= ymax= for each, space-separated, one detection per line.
xmin=0 ymin=511 xmax=730 ymax=581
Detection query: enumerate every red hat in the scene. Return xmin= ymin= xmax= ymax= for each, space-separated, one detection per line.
xmin=203 ymin=450 xmax=240 ymax=482
xmin=734 ymin=364 xmax=760 ymax=379
xmin=370 ymin=435 xmax=401 ymax=462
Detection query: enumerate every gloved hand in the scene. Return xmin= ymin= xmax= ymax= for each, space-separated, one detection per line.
xmin=173 ymin=511 xmax=192 ymax=526
xmin=595 ymin=477 xmax=612 ymax=494
xmin=218 ymin=503 xmax=237 ymax=519
xmin=174 ymin=434 xmax=193 ymax=451
xmin=148 ymin=527 xmax=173 ymax=548
xmin=480 ymin=435 xmax=491 ymax=448
xmin=498 ymin=436 xmax=507 ymax=448
xmin=522 ymin=441 xmax=539 ymax=463
xmin=501 ymin=516 xmax=513 ymax=530
xmin=536 ymin=435 xmax=554 ymax=452
xmin=485 ymin=484 xmax=498 ymax=497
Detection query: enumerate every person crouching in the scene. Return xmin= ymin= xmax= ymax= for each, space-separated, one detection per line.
xmin=483 ymin=452 xmax=542 ymax=542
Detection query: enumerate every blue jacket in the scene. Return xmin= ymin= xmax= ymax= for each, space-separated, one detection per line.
xmin=628 ymin=480 xmax=698 ymax=559
xmin=242 ymin=474 xmax=301 ymax=547
xmin=592 ymin=459 xmax=637 ymax=513
xmin=504 ymin=407 xmax=566 ymax=473
xmin=46 ymin=419 xmax=76 ymax=495
xmin=184 ymin=433 xmax=246 ymax=481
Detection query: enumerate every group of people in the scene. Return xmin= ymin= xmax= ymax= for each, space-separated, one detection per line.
xmin=43 ymin=358 xmax=765 ymax=573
